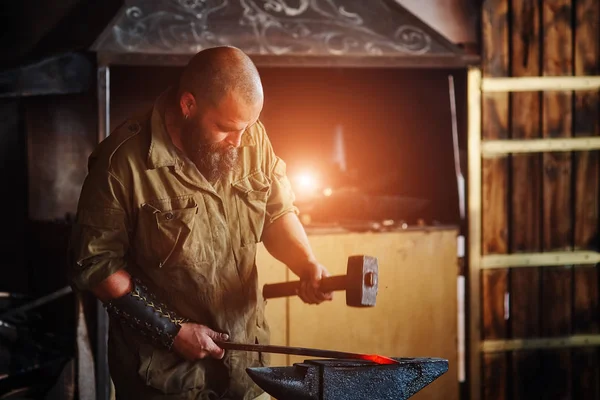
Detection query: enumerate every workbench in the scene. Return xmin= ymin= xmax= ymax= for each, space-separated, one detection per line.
xmin=256 ymin=225 xmax=459 ymax=400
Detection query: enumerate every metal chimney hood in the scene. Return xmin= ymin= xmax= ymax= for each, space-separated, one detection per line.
xmin=91 ymin=0 xmax=478 ymax=68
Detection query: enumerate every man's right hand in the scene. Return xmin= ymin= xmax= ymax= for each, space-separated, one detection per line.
xmin=173 ymin=323 xmax=229 ymax=361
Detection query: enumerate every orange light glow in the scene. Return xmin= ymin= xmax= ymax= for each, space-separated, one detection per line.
xmin=296 ymin=173 xmax=317 ymax=190
xmin=292 ymin=171 xmax=321 ymax=199
xmin=323 ymin=187 xmax=333 ymax=197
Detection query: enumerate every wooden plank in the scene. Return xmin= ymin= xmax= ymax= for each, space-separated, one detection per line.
xmin=483 ymin=333 xmax=600 ymax=351
xmin=541 ymin=1 xmax=573 ymax=398
xmin=482 ymin=353 xmax=507 ymax=399
xmin=539 ymin=350 xmax=572 ymax=398
xmin=572 ymin=0 xmax=600 ymax=398
xmin=482 ymin=250 xmax=600 ymax=267
xmin=509 ymin=1 xmax=543 ymax=398
xmin=572 ymin=348 xmax=600 ymax=399
xmin=481 ymin=270 xmax=508 ymax=400
xmin=481 ymin=136 xmax=600 ymax=156
xmin=481 ymin=75 xmax=600 ymax=92
xmin=511 ymin=351 xmax=543 ymax=400
xmin=482 ymin=270 xmax=509 ymax=341
xmin=480 ymin=1 xmax=510 ymax=399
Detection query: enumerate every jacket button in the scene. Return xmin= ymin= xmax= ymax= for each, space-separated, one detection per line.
xmin=165 ymin=212 xmax=174 ymax=220
xmin=128 ymin=122 xmax=140 ymax=132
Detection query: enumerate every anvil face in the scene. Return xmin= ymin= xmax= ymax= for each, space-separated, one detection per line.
xmin=246 ymin=357 xmax=448 ymax=400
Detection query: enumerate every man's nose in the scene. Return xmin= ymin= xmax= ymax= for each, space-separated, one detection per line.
xmin=226 ymin=131 xmax=243 ymax=148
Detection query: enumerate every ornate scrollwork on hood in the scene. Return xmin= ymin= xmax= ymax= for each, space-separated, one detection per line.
xmin=97 ymin=0 xmax=444 ymax=57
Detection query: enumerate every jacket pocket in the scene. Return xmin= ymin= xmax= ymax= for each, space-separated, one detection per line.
xmin=231 ymin=171 xmax=270 ymax=246
xmin=138 ymin=343 xmax=206 ymax=394
xmin=138 ymin=195 xmax=199 ymax=268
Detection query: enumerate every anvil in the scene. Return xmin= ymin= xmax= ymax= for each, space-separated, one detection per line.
xmin=246 ymin=357 xmax=448 ymax=400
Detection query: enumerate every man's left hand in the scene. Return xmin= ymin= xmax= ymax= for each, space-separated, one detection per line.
xmin=296 ymin=261 xmax=334 ymax=305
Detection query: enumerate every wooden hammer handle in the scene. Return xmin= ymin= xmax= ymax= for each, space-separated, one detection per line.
xmin=263 ymin=275 xmax=346 ymax=299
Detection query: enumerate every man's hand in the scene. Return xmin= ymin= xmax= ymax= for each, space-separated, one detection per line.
xmin=261 ymin=213 xmax=334 ymax=305
xmin=173 ymin=323 xmax=229 ymax=361
xmin=296 ymin=261 xmax=334 ymax=305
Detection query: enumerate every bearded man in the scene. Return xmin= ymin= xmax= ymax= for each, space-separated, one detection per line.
xmin=69 ymin=46 xmax=333 ymax=400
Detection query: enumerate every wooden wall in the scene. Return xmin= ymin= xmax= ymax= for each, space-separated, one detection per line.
xmin=256 ymin=227 xmax=459 ymax=400
xmin=480 ymin=0 xmax=600 ymax=398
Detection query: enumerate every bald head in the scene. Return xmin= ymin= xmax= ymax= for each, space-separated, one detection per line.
xmin=178 ymin=46 xmax=263 ymax=107
xmin=172 ymin=47 xmax=264 ymax=182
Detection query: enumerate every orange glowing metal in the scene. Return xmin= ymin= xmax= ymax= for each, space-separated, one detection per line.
xmin=215 ymin=341 xmax=399 ymax=365
xmin=361 ymin=354 xmax=399 ymax=365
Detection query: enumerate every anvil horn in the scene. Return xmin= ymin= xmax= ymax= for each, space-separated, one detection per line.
xmin=246 ymin=357 xmax=448 ymax=400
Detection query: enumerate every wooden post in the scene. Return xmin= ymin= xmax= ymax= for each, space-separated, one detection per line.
xmin=541 ymin=1 xmax=573 ymax=398
xmin=481 ymin=1 xmax=510 ymax=399
xmin=508 ymin=0 xmax=543 ymax=398
xmin=468 ymin=66 xmax=483 ymax=400
xmin=572 ymin=0 xmax=600 ymax=398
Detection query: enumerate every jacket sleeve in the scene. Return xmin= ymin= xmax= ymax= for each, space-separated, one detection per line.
xmin=256 ymin=121 xmax=299 ymax=231
xmin=68 ymin=148 xmax=131 ymax=291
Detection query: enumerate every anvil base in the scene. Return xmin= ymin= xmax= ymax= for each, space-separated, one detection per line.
xmin=246 ymin=357 xmax=448 ymax=400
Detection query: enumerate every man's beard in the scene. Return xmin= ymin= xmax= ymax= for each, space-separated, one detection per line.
xmin=180 ymin=116 xmax=239 ymax=182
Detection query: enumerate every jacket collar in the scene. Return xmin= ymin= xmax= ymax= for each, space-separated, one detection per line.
xmin=147 ymin=88 xmax=179 ymax=169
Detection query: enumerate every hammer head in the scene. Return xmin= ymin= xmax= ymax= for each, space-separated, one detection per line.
xmin=346 ymin=255 xmax=378 ymax=307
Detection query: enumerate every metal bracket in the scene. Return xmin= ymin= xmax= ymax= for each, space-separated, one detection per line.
xmin=481 ymin=76 xmax=600 ymax=92
xmin=96 ymin=63 xmax=111 ymax=400
xmin=482 ymin=335 xmax=600 ymax=352
xmin=481 ymin=251 xmax=600 ymax=268
xmin=481 ymin=137 xmax=600 ymax=157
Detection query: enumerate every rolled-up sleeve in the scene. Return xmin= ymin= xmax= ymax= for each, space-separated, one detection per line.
xmin=69 ymin=161 xmax=130 ymax=291
xmin=257 ymin=122 xmax=299 ymax=230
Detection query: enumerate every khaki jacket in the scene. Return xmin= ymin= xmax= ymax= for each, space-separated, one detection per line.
xmin=69 ymin=89 xmax=298 ymax=399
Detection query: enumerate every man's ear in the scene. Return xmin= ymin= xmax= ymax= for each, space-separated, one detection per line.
xmin=179 ymin=92 xmax=196 ymax=118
